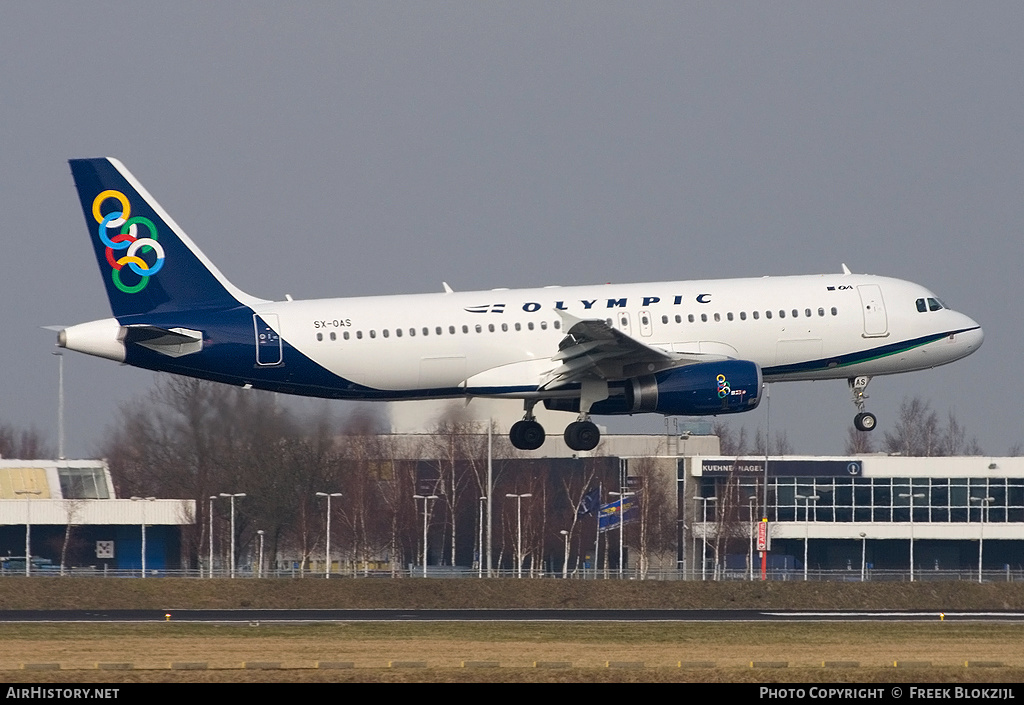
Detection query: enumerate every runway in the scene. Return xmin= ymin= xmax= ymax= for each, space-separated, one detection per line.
xmin=1 ymin=608 xmax=1023 ymax=623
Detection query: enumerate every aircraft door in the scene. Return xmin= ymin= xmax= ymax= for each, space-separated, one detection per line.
xmin=254 ymin=314 xmax=283 ymax=365
xmin=857 ymin=285 xmax=888 ymax=338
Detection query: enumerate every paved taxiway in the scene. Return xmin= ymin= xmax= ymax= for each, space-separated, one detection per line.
xmin=1 ymin=609 xmax=1023 ymax=623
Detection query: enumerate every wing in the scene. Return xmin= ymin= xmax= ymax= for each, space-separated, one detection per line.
xmin=540 ymin=311 xmax=730 ymax=390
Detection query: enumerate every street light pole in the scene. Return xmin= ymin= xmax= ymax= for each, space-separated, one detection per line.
xmin=208 ymin=496 xmax=217 ymax=578
xmin=971 ymin=496 xmax=994 ymax=583
xmin=413 ymin=494 xmax=438 ymax=577
xmin=478 ymin=496 xmax=487 ymax=578
xmin=219 ymin=493 xmax=246 ymax=578
xmin=15 ymin=489 xmax=41 ymax=576
xmin=795 ymin=494 xmax=820 ymax=581
xmin=899 ymin=492 xmax=925 ymax=581
xmin=609 ymin=490 xmax=634 ymax=579
xmin=560 ymin=529 xmax=570 ymax=579
xmin=130 ymin=496 xmax=156 ymax=578
xmin=859 ymin=532 xmax=867 ymax=582
xmin=316 ymin=492 xmax=343 ymax=578
xmin=257 ymin=529 xmax=265 ymax=578
xmin=53 ymin=351 xmax=65 ymax=460
xmin=505 ymin=493 xmax=532 ymax=578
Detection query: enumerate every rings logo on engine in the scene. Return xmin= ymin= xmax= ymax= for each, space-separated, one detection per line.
xmin=716 ymin=374 xmax=731 ymax=398
xmin=92 ymin=189 xmax=165 ymax=294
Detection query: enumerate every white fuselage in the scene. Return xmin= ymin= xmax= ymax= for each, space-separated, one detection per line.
xmin=248 ymin=272 xmax=982 ymax=399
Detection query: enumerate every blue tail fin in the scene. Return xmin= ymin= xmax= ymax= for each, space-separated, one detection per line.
xmin=69 ymin=158 xmax=262 ymax=318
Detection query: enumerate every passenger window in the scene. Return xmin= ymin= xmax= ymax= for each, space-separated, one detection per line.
xmin=541 ymin=321 xmax=548 ymax=330
xmin=369 ymin=330 xmax=376 ymax=339
xmin=675 ymin=315 xmax=682 ymax=323
xmin=515 ymin=322 xmax=521 ymax=331
xmin=662 ymin=315 xmax=668 ymax=324
xmin=753 ymin=311 xmax=759 ymax=320
xmin=701 ymin=314 xmax=708 ymax=322
xmin=740 ymin=312 xmax=746 ymax=321
xmin=818 ymin=308 xmax=825 ymax=317
xmin=462 ymin=325 xmax=469 ymax=334
xmin=356 ymin=331 xmax=363 ymax=339
xmin=330 ymin=332 xmax=336 ymax=341
xmin=688 ymin=314 xmax=695 ymax=323
xmin=528 ymin=322 xmax=535 ymax=330
xmin=779 ymin=310 xmax=786 ymax=319
xmin=502 ymin=323 xmax=508 ymax=332
xmin=395 ymin=329 xmax=401 ymax=337
xmin=727 ymin=312 xmax=734 ymax=321
xmin=475 ymin=324 xmax=482 ymax=333
xmin=344 ymin=331 xmax=350 ymax=340
xmin=713 ymin=313 xmax=720 ymax=322
xmin=488 ymin=324 xmax=494 ymax=332
xmin=316 ymin=333 xmax=323 ymax=341
xmin=554 ymin=320 xmax=561 ymax=330
xmin=831 ymin=307 xmax=838 ymax=316
xmin=448 ymin=326 xmax=455 ymax=334
xmin=766 ymin=311 xmax=772 ymax=319
xmin=408 ymin=328 xmax=415 ymax=337
xmin=383 ymin=330 xmax=390 ymax=338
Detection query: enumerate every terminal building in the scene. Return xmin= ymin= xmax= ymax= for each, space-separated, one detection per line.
xmin=681 ymin=453 xmax=1024 ymax=578
xmin=0 ymin=459 xmax=194 ymax=573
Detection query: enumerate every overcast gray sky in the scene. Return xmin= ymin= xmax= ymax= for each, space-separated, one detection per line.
xmin=2 ymin=2 xmax=1020 ymax=457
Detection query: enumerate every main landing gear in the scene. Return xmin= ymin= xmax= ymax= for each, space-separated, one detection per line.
xmin=849 ymin=376 xmax=877 ymax=432
xmin=509 ymin=401 xmax=601 ymax=452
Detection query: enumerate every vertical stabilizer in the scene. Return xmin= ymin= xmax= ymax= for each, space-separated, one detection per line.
xmin=69 ymin=158 xmax=264 ymax=318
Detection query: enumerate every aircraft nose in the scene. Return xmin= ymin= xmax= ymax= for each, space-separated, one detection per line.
xmin=959 ymin=317 xmax=984 ymax=353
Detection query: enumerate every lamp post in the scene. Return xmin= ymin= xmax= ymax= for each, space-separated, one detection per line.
xmin=747 ymin=495 xmax=759 ymax=581
xmin=413 ymin=494 xmax=438 ymax=577
xmin=560 ymin=529 xmax=570 ymax=579
xmin=505 ymin=493 xmax=532 ymax=578
xmin=859 ymin=532 xmax=867 ymax=582
xmin=695 ymin=496 xmax=717 ymax=581
xmin=609 ymin=490 xmax=634 ymax=579
xmin=795 ymin=494 xmax=820 ymax=581
xmin=971 ymin=495 xmax=994 ymax=583
xmin=53 ymin=351 xmax=65 ymax=460
xmin=478 ymin=496 xmax=487 ymax=578
xmin=219 ymin=493 xmax=246 ymax=578
xmin=130 ymin=496 xmax=156 ymax=577
xmin=208 ymin=496 xmax=217 ymax=578
xmin=316 ymin=492 xmax=342 ymax=578
xmin=256 ymin=529 xmax=265 ymax=578
xmin=899 ymin=492 xmax=925 ymax=581
xmin=15 ymin=489 xmax=41 ymax=576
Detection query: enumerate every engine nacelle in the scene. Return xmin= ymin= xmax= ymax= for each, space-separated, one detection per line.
xmin=625 ymin=360 xmax=762 ymax=415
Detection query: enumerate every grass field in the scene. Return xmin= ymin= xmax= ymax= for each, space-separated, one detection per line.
xmin=1 ymin=579 xmax=1022 ymax=682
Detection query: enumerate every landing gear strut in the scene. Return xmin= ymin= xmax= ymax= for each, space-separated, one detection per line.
xmin=849 ymin=376 xmax=877 ymax=432
xmin=509 ymin=401 xmax=545 ymax=450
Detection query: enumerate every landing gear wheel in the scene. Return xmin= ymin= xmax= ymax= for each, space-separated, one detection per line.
xmin=854 ymin=412 xmax=877 ymax=432
xmin=510 ymin=420 xmax=545 ymax=450
xmin=564 ymin=420 xmax=600 ymax=451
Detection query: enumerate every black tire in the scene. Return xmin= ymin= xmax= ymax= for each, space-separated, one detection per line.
xmin=564 ymin=420 xmax=600 ymax=451
xmin=510 ymin=420 xmax=545 ymax=450
xmin=854 ymin=412 xmax=877 ymax=432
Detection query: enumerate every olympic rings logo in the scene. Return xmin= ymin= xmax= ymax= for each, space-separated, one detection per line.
xmin=716 ymin=373 xmax=731 ymax=398
xmin=92 ymin=189 xmax=165 ymax=294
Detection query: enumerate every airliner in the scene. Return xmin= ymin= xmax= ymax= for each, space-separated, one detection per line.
xmin=58 ymin=158 xmax=984 ymax=451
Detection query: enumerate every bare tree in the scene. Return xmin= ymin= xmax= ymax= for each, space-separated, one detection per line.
xmin=883 ymin=397 xmax=983 ymax=457
xmin=0 ymin=423 xmax=51 ymax=459
xmin=845 ymin=426 xmax=876 ymax=454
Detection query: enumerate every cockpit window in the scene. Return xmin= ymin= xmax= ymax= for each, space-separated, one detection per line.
xmin=917 ymin=297 xmax=946 ymax=313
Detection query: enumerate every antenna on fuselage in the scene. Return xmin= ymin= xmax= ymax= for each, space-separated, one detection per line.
xmin=442 ymin=282 xmax=454 ymax=293
xmin=841 ymin=263 xmax=852 ymax=275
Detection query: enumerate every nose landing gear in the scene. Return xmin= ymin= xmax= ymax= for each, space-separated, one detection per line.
xmin=850 ymin=376 xmax=877 ymax=432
